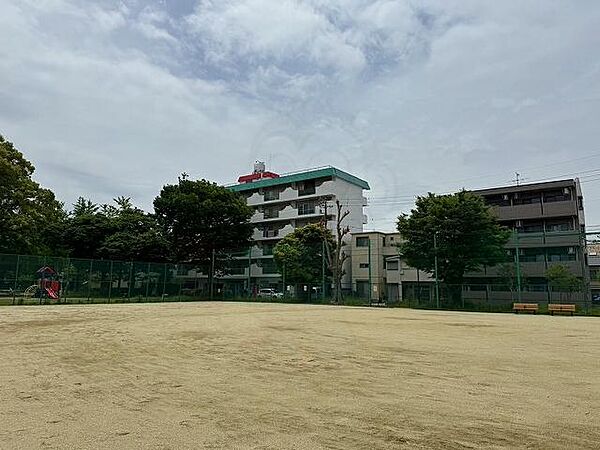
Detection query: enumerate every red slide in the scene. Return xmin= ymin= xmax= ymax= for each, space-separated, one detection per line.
xmin=45 ymin=287 xmax=59 ymax=299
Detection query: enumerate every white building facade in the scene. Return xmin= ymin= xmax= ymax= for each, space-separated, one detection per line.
xmin=226 ymin=164 xmax=370 ymax=292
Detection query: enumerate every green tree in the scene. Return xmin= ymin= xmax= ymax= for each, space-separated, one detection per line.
xmin=546 ymin=264 xmax=582 ymax=302
xmin=98 ymin=200 xmax=168 ymax=262
xmin=0 ymin=134 xmax=66 ymax=255
xmin=397 ymin=191 xmax=510 ymax=306
xmin=63 ymin=197 xmax=168 ymax=261
xmin=62 ymin=198 xmax=114 ymax=258
xmin=273 ymin=223 xmax=335 ymax=299
xmin=497 ymin=261 xmax=522 ymax=301
xmin=153 ymin=177 xmax=254 ymax=288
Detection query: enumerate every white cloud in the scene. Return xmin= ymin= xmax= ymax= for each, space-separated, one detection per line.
xmin=1 ymin=0 xmax=600 ymax=229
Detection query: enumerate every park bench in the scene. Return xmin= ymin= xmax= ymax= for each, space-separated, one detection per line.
xmin=548 ymin=304 xmax=576 ymax=316
xmin=513 ymin=303 xmax=539 ymax=314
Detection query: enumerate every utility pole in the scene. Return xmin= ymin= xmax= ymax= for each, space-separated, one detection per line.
xmin=322 ymin=240 xmax=326 ymax=300
xmin=433 ymin=231 xmax=440 ymax=309
xmin=514 ymin=229 xmax=522 ymax=302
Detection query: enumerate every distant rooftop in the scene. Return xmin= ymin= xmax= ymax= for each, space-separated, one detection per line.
xmin=227 ymin=166 xmax=370 ymax=192
xmin=473 ymin=178 xmax=578 ymax=195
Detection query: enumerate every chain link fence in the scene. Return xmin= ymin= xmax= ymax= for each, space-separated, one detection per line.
xmin=0 ymin=252 xmax=595 ymax=314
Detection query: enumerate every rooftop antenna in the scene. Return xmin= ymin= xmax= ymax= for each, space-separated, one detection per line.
xmin=512 ymin=172 xmax=525 ymax=186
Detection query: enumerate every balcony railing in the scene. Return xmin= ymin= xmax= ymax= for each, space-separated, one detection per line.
xmin=263 ymin=229 xmax=279 ymax=238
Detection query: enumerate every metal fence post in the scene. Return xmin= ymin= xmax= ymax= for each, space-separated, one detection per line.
xmin=127 ymin=262 xmax=133 ymax=300
xmin=108 ymin=260 xmax=113 ymax=303
xmin=13 ymin=254 xmax=20 ymax=305
xmin=162 ymin=263 xmax=167 ymax=301
xmin=145 ymin=262 xmax=151 ymax=302
xmin=87 ymin=259 xmax=93 ymax=303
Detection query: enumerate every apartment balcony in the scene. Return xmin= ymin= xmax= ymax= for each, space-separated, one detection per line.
xmin=519 ymin=261 xmax=548 ymax=277
xmin=245 ymin=180 xmax=337 ymax=207
xmin=505 ymin=232 xmax=581 ymax=248
xmin=543 ymin=200 xmax=577 ymax=217
xmin=253 ymin=224 xmax=295 ymax=241
xmin=547 ymin=260 xmax=584 ymax=276
xmin=492 ymin=203 xmax=543 ymax=221
xmin=544 ymin=232 xmax=580 ymax=246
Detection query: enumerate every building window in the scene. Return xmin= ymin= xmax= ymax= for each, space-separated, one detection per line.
xmin=298 ymin=201 xmax=315 ymax=215
xmin=263 ymin=227 xmax=279 ymax=238
xmin=386 ymin=260 xmax=399 ymax=270
xmin=519 ymin=248 xmax=545 ymax=263
xmin=486 ymin=194 xmax=511 ymax=207
xmin=298 ymin=180 xmax=316 ymax=196
xmin=359 ymin=262 xmax=369 ymax=269
xmin=546 ymin=219 xmax=573 ymax=232
xmin=356 ymin=237 xmax=370 ymax=247
xmin=264 ymin=189 xmax=279 ymax=201
xmin=263 ymin=206 xmax=279 ymax=219
xmin=513 ymin=192 xmax=541 ymax=205
xmin=543 ymin=188 xmax=571 ymax=203
xmin=547 ymin=247 xmax=576 ymax=262
xmin=520 ymin=221 xmax=544 ymax=233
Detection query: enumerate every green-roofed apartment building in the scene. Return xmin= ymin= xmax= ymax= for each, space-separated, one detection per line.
xmin=226 ymin=162 xmax=370 ymax=294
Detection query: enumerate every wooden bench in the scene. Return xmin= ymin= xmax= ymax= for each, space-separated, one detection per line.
xmin=548 ymin=304 xmax=576 ymax=316
xmin=513 ymin=303 xmax=539 ymax=314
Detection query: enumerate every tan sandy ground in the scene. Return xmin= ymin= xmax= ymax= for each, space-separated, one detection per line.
xmin=0 ymin=302 xmax=598 ymax=450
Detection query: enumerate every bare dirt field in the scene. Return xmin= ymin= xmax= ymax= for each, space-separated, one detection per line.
xmin=0 ymin=302 xmax=599 ymax=449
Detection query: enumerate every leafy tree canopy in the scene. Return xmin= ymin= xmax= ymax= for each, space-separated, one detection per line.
xmin=397 ymin=191 xmax=510 ymax=302
xmin=546 ymin=264 xmax=582 ymax=292
xmin=153 ymin=178 xmax=254 ymax=271
xmin=273 ymin=223 xmax=335 ymax=285
xmin=0 ymin=134 xmax=66 ymax=255
xmin=63 ymin=197 xmax=168 ymax=261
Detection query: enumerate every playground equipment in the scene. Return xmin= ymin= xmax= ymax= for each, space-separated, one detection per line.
xmin=24 ymin=266 xmax=61 ymax=301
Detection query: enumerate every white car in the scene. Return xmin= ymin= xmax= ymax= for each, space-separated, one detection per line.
xmin=257 ymin=288 xmax=283 ymax=299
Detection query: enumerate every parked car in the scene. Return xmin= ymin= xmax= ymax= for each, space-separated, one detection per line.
xmin=257 ymin=288 xmax=283 ymax=299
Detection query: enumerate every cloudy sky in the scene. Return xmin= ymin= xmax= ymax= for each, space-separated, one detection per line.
xmin=2 ymin=0 xmax=600 ymax=231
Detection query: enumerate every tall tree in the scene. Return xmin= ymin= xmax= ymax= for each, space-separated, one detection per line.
xmin=397 ymin=191 xmax=510 ymax=305
xmin=62 ymin=198 xmax=114 ymax=258
xmin=546 ymin=264 xmax=582 ymax=302
xmin=0 ymin=134 xmax=65 ymax=255
xmin=98 ymin=204 xmax=168 ymax=262
xmin=322 ymin=200 xmax=351 ymax=304
xmin=153 ymin=177 xmax=254 ymax=285
xmin=274 ymin=223 xmax=335 ymax=299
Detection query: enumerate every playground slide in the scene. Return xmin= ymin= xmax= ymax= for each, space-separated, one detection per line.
xmin=45 ymin=287 xmax=59 ymax=299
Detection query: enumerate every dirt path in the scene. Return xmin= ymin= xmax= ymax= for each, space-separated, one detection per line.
xmin=0 ymin=302 xmax=598 ymax=449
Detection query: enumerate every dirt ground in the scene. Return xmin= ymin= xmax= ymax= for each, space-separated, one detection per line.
xmin=0 ymin=302 xmax=598 ymax=449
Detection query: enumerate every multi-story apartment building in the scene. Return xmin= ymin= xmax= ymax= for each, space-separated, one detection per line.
xmin=349 ymin=231 xmax=434 ymax=303
xmin=224 ymin=163 xmax=370 ymax=294
xmin=468 ymin=178 xmax=587 ymax=303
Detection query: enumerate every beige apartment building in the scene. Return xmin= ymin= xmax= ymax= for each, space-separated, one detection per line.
xmin=349 ymin=231 xmax=434 ymax=302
